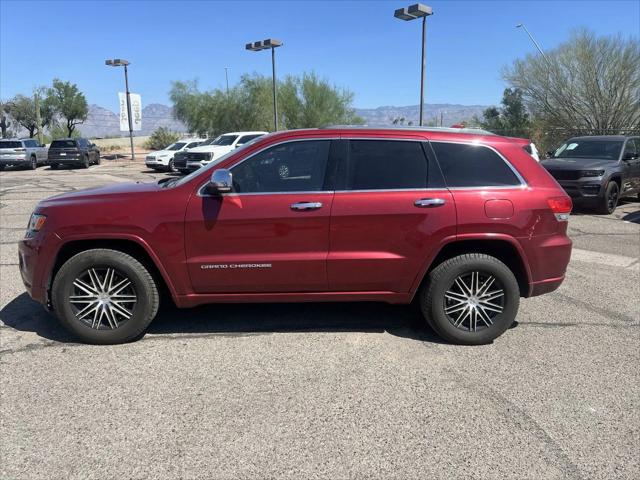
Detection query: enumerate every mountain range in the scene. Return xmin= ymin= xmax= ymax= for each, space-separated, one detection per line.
xmin=76 ymin=102 xmax=489 ymax=138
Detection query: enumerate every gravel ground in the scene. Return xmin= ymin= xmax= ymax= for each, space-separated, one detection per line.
xmin=1 ymin=161 xmax=638 ymax=480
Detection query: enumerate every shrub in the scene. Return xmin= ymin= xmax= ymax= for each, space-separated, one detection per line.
xmin=145 ymin=127 xmax=181 ymax=150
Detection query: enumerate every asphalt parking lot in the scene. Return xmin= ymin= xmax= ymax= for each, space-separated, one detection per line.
xmin=1 ymin=162 xmax=638 ymax=480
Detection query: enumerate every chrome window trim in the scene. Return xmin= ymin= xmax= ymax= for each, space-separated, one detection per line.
xmin=428 ymin=139 xmax=528 ymax=187
xmin=198 ymin=187 xmax=334 ymax=198
xmin=196 ymin=136 xmax=528 ymax=197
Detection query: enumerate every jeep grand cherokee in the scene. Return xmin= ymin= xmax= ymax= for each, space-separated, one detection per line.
xmin=19 ymin=127 xmax=572 ymax=345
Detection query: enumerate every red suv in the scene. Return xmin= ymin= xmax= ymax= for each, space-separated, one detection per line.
xmin=19 ymin=127 xmax=572 ymax=345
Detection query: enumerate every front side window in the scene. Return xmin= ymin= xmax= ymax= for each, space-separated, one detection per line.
xmin=186 ymin=142 xmax=201 ymax=149
xmin=623 ymin=139 xmax=638 ymax=159
xmin=431 ymin=142 xmax=521 ymax=187
xmin=231 ymin=140 xmax=330 ymax=193
xmin=346 ymin=140 xmax=428 ymax=190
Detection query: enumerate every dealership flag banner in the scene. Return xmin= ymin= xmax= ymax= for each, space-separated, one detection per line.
xmin=118 ymin=92 xmax=142 ymax=132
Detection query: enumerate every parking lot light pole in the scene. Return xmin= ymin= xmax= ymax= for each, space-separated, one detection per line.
xmin=394 ymin=3 xmax=433 ymax=127
xmin=105 ymin=58 xmax=135 ymax=161
xmin=516 ymin=24 xmax=549 ymax=63
xmin=245 ymin=39 xmax=283 ymax=131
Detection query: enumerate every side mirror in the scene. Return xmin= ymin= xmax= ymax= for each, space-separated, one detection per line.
xmin=623 ymin=153 xmax=637 ymax=161
xmin=205 ymin=168 xmax=232 ymax=194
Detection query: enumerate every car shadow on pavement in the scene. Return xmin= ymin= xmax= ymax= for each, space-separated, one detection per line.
xmin=0 ymin=293 xmax=444 ymax=344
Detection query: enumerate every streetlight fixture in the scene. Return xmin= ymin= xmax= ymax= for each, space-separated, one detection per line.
xmin=105 ymin=58 xmax=135 ymax=161
xmin=246 ymin=38 xmax=283 ymax=131
xmin=394 ymin=3 xmax=433 ymax=126
xmin=516 ymin=24 xmax=549 ymax=63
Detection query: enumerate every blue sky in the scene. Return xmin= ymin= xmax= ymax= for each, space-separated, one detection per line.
xmin=1 ymin=0 xmax=638 ymax=112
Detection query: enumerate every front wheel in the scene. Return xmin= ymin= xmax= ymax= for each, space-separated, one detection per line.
xmin=596 ymin=181 xmax=619 ymax=214
xmin=419 ymin=253 xmax=520 ymax=345
xmin=52 ymin=249 xmax=160 ymax=344
xmin=167 ymin=158 xmax=175 ymax=172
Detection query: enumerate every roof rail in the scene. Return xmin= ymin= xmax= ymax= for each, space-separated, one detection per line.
xmin=323 ymin=125 xmax=495 ymax=135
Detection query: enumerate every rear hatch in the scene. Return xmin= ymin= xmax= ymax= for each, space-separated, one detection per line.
xmin=48 ymin=140 xmax=80 ymax=160
xmin=0 ymin=140 xmax=26 ymax=160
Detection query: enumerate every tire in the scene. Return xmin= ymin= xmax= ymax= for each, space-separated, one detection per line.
xmin=0 ymin=165 xmax=5 ymax=171
xmin=167 ymin=159 xmax=175 ymax=172
xmin=94 ymin=155 xmax=101 ymax=166
xmin=50 ymin=163 xmax=58 ymax=170
xmin=596 ymin=181 xmax=619 ymax=214
xmin=52 ymin=249 xmax=160 ymax=344
xmin=419 ymin=253 xmax=520 ymax=345
xmin=29 ymin=156 xmax=37 ymax=170
xmin=81 ymin=155 xmax=90 ymax=169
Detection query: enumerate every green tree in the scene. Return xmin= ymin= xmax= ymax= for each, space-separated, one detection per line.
xmin=170 ymin=72 xmax=362 ymax=136
xmin=47 ymin=79 xmax=88 ymax=137
xmin=8 ymin=95 xmax=39 ymax=137
xmin=144 ymin=127 xmax=181 ymax=150
xmin=503 ymin=29 xmax=640 ymax=134
xmin=48 ymin=123 xmax=81 ymax=140
xmin=480 ymin=88 xmax=531 ymax=137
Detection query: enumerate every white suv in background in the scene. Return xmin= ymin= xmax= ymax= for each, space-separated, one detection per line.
xmin=177 ymin=131 xmax=267 ymax=173
xmin=145 ymin=138 xmax=204 ymax=172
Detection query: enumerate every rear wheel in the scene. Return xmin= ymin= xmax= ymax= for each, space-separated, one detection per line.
xmin=597 ymin=181 xmax=619 ymax=214
xmin=94 ymin=155 xmax=101 ymax=165
xmin=52 ymin=249 xmax=159 ymax=344
xmin=81 ymin=155 xmax=90 ymax=169
xmin=419 ymin=253 xmax=520 ymax=345
xmin=50 ymin=163 xmax=58 ymax=170
xmin=29 ymin=156 xmax=37 ymax=170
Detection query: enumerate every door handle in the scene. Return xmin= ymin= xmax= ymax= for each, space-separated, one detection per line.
xmin=290 ymin=201 xmax=323 ymax=211
xmin=414 ymin=198 xmax=446 ymax=208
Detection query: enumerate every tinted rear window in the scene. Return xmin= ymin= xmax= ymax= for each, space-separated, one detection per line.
xmin=50 ymin=140 xmax=77 ymax=148
xmin=0 ymin=141 xmax=22 ymax=149
xmin=431 ymin=142 xmax=521 ymax=187
xmin=347 ymin=140 xmax=428 ymax=190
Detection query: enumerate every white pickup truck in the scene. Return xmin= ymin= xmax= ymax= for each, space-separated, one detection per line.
xmin=0 ymin=138 xmax=48 ymax=170
xmin=174 ymin=131 xmax=267 ymax=173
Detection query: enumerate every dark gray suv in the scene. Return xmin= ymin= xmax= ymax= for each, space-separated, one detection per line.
xmin=48 ymin=138 xmax=101 ymax=169
xmin=542 ymin=135 xmax=640 ymax=214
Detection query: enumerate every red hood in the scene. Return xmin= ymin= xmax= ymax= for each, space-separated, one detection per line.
xmin=37 ymin=181 xmax=162 ymax=209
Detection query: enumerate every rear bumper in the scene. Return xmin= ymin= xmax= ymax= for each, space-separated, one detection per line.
xmin=48 ymin=158 xmax=82 ymax=165
xmin=0 ymin=156 xmax=28 ymax=166
xmin=523 ymin=233 xmax=572 ymax=297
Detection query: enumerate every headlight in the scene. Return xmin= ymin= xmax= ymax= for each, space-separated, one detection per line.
xmin=26 ymin=213 xmax=47 ymax=237
xmin=580 ymin=170 xmax=605 ymax=177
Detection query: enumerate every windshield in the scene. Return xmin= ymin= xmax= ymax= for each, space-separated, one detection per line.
xmin=166 ymin=142 xmax=187 ymax=151
xmin=165 ymin=135 xmax=269 ymax=188
xmin=212 ymin=135 xmax=238 ymax=146
xmin=553 ymin=140 xmax=623 ymax=160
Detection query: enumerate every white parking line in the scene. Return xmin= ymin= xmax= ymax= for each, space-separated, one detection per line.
xmin=571 ymin=248 xmax=639 ymax=270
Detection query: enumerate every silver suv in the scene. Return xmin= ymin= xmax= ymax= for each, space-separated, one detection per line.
xmin=0 ymin=138 xmax=48 ymax=170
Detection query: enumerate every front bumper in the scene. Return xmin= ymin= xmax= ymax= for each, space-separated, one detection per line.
xmin=556 ymin=180 xmax=605 ymax=201
xmin=19 ymin=235 xmax=55 ymax=307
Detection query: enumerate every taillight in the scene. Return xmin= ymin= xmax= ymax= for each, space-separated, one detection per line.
xmin=547 ymin=196 xmax=572 ymax=221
